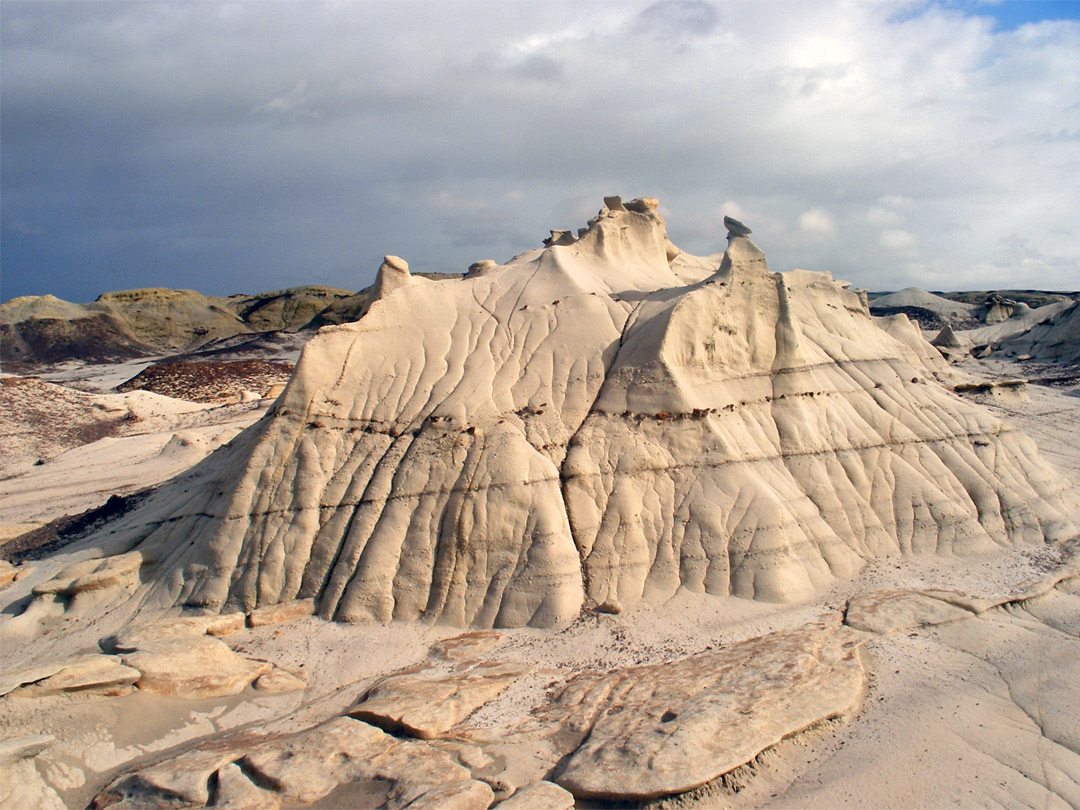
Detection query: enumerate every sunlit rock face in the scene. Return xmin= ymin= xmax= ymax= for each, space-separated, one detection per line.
xmin=97 ymin=198 xmax=1076 ymax=628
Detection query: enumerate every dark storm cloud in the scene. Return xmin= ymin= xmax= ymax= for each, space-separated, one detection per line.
xmin=2 ymin=1 xmax=1079 ymax=305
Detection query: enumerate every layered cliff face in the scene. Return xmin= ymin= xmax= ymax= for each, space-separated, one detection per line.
xmin=96 ymin=198 xmax=1076 ymax=628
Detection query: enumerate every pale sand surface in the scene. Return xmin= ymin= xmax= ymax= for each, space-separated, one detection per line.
xmin=0 ymin=381 xmax=268 ymax=528
xmin=2 ymin=538 xmax=1074 ymax=809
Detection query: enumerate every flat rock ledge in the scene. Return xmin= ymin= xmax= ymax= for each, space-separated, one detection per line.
xmin=91 ymin=716 xmax=494 ymax=810
xmin=551 ymin=619 xmax=866 ymax=800
xmin=119 ymin=635 xmax=272 ymax=699
xmin=85 ymin=620 xmax=868 ymax=808
xmin=845 ymin=542 xmax=1080 ymax=635
xmin=350 ymin=657 xmax=532 ymax=740
xmin=1 ymin=612 xmax=302 ymax=703
xmin=100 ymin=613 xmax=303 ymax=698
xmin=1 ymin=654 xmax=140 ymax=698
xmin=844 ymin=589 xmax=977 ymax=634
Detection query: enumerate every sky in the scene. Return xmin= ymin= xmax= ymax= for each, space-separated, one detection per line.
xmin=2 ymin=0 xmax=1080 ymax=304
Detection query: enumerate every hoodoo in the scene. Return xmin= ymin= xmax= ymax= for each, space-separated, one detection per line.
xmin=59 ymin=197 xmax=1077 ymax=629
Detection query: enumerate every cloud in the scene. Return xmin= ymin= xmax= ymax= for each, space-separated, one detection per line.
xmin=866 ymin=206 xmax=904 ymax=227
xmin=798 ymin=207 xmax=836 ymax=240
xmin=1 ymin=0 xmax=1078 ymax=303
xmin=880 ymin=229 xmax=917 ymax=251
xmin=632 ymin=0 xmax=720 ymax=41
xmin=254 ymin=80 xmax=317 ymax=118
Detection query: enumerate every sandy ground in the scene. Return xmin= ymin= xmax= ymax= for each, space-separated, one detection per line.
xmin=0 ymin=380 xmax=269 ymax=530
xmin=1 ymin=354 xmax=1078 ymax=809
xmin=3 ymin=537 xmax=1074 ymax=809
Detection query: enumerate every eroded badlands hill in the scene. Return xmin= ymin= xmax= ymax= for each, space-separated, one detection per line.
xmin=0 ymin=279 xmax=461 ymax=366
xmin=65 ymin=198 xmax=1077 ymax=629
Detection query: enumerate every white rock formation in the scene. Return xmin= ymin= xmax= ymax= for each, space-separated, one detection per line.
xmin=67 ymin=198 xmax=1077 ymax=629
xmin=992 ymin=299 xmax=1080 ymax=364
xmin=0 ymin=736 xmax=66 ymax=810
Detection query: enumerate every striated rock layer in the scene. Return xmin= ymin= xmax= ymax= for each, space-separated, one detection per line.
xmin=87 ymin=198 xmax=1076 ymax=628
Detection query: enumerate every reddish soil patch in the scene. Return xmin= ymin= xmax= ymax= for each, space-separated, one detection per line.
xmin=1 ymin=492 xmax=145 ymax=563
xmin=115 ymin=359 xmax=294 ymax=403
xmin=0 ymin=377 xmax=131 ymax=467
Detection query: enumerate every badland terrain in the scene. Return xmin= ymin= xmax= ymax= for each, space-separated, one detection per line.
xmin=1 ymin=198 xmax=1078 ymax=809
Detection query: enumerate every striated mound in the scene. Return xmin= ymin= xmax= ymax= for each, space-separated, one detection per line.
xmin=225 ymin=286 xmax=354 ymax=332
xmin=79 ymin=198 xmax=1076 ymax=629
xmin=0 ymin=312 xmax=153 ymax=365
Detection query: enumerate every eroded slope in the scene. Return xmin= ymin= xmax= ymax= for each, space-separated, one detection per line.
xmin=58 ymin=198 xmax=1078 ymax=629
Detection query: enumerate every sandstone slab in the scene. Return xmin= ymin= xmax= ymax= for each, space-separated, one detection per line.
xmin=97 ymin=716 xmax=494 ymax=809
xmin=102 ymin=612 xmax=246 ymax=652
xmin=97 ymin=747 xmax=240 ymax=807
xmin=120 ymin=636 xmax=269 ymax=698
xmin=844 ymin=589 xmax=976 ymax=634
xmin=247 ymin=598 xmax=315 ymax=627
xmin=213 ymin=762 xmax=280 ymax=810
xmin=0 ymin=661 xmax=67 ymax=697
xmin=430 ymin=630 xmax=504 ymax=662
xmin=240 ymin=717 xmax=493 ymax=809
xmin=845 ymin=546 xmax=1080 ymax=636
xmin=0 ymin=735 xmax=65 ymax=810
xmin=252 ymin=666 xmax=307 ymax=693
xmin=14 ymin=654 xmax=140 ymax=697
xmin=554 ymin=620 xmax=866 ymax=800
xmin=497 ymin=781 xmax=576 ymax=809
xmin=351 ymin=659 xmax=531 ymax=739
xmin=1 ymin=654 xmax=141 ymax=698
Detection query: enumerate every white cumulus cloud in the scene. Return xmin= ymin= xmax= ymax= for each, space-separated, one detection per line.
xmin=880 ymin=229 xmax=917 ymax=251
xmin=799 ymin=207 xmax=836 ymax=239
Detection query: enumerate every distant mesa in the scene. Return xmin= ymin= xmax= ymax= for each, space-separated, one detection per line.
xmin=0 ymin=286 xmax=354 ymax=367
xmin=22 ymin=194 xmax=1073 ymax=633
